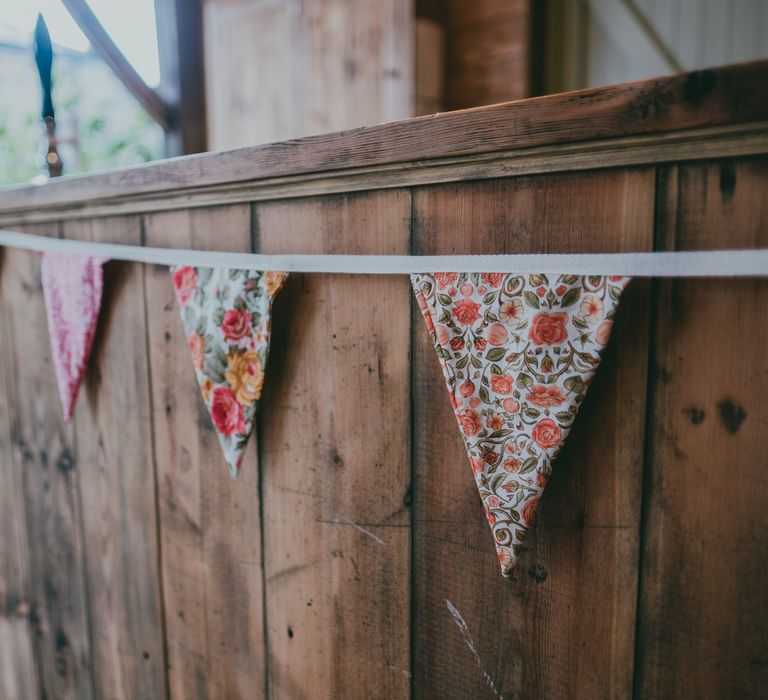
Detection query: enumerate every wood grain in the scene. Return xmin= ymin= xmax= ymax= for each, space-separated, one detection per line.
xmin=447 ymin=51 xmax=529 ymax=109
xmin=1 ymin=123 xmax=764 ymax=227
xmin=446 ymin=0 xmax=532 ymax=108
xmin=143 ymin=205 xmax=267 ymax=699
xmin=0 ymin=59 xmax=764 ymax=213
xmin=0 ymin=64 xmax=767 ymax=700
xmin=0 ymin=246 xmax=39 ymax=700
xmin=415 ymin=17 xmax=445 ymax=116
xmin=0 ymin=225 xmax=95 ymax=699
xmin=448 ymin=4 xmax=530 ymax=65
xmin=204 ymin=0 xmax=413 ymax=150
xmin=635 ymin=158 xmax=768 ymax=698
xmin=256 ymin=190 xmax=412 ymax=700
xmin=446 ymin=0 xmax=520 ymax=26
xmin=411 ymin=170 xmax=654 ymax=698
xmin=61 ymin=217 xmax=168 ymax=699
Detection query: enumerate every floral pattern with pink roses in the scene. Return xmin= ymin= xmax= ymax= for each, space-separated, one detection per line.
xmin=171 ymin=266 xmax=287 ymax=476
xmin=412 ymin=272 xmax=629 ymax=576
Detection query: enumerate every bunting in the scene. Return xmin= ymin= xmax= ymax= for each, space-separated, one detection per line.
xmin=411 ymin=272 xmax=628 ymax=575
xmin=170 ymin=266 xmax=287 ymax=476
xmin=7 ymin=227 xmax=759 ymax=578
xmin=41 ymin=253 xmax=108 ymax=421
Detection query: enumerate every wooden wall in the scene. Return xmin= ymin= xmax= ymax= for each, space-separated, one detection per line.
xmin=416 ymin=0 xmax=539 ymax=112
xmin=1 ymin=158 xmax=766 ymax=698
xmin=203 ymin=0 xmax=539 ymax=148
xmin=203 ymin=0 xmax=414 ymax=149
xmin=0 ymin=63 xmax=766 ymax=699
xmin=443 ymin=0 xmax=538 ymax=108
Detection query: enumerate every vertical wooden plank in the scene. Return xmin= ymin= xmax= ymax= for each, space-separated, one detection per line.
xmin=203 ymin=0 xmax=297 ymax=149
xmin=302 ymin=0 xmax=414 ymax=132
xmin=256 ymin=190 xmax=412 ymax=700
xmin=415 ymin=17 xmax=445 ymax=116
xmin=0 ymin=226 xmax=94 ymax=700
xmin=155 ymin=0 xmax=208 ymax=155
xmin=411 ymin=170 xmax=654 ymax=698
xmin=635 ymin=159 xmax=768 ymax=698
xmin=204 ymin=0 xmax=414 ymax=149
xmin=544 ymin=0 xmax=589 ymax=92
xmin=61 ymin=217 xmax=168 ymax=699
xmin=445 ymin=0 xmax=533 ymax=108
xmin=0 ymin=251 xmax=39 ymax=700
xmin=143 ymin=205 xmax=266 ymax=699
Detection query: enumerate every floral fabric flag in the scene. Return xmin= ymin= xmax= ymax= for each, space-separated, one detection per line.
xmin=41 ymin=253 xmax=108 ymax=421
xmin=412 ymin=272 xmax=629 ymax=576
xmin=171 ymin=266 xmax=287 ymax=476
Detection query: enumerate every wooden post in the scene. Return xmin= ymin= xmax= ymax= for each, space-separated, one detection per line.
xmin=154 ymin=0 xmax=208 ymax=155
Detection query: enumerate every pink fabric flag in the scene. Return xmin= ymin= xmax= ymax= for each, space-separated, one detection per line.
xmin=412 ymin=272 xmax=629 ymax=576
xmin=171 ymin=266 xmax=287 ymax=476
xmin=41 ymin=253 xmax=108 ymax=421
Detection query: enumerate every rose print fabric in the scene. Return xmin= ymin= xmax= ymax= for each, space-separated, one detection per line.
xmin=41 ymin=253 xmax=108 ymax=420
xmin=412 ymin=272 xmax=629 ymax=576
xmin=171 ymin=266 xmax=287 ymax=476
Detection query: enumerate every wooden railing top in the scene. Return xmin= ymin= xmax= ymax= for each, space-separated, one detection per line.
xmin=0 ymin=59 xmax=767 ymax=225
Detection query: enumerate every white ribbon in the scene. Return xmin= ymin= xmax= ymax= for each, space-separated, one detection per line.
xmin=1 ymin=229 xmax=767 ymax=277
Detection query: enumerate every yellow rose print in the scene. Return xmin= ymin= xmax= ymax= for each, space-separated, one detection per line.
xmin=225 ymin=350 xmax=265 ymax=406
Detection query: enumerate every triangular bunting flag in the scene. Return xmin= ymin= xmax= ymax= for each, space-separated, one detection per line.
xmin=171 ymin=266 xmax=287 ymax=476
xmin=412 ymin=272 xmax=629 ymax=576
xmin=41 ymin=253 xmax=108 ymax=421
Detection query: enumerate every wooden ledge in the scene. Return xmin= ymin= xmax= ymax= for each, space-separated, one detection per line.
xmin=0 ymin=122 xmax=765 ymax=226
xmin=0 ymin=58 xmax=766 ymax=222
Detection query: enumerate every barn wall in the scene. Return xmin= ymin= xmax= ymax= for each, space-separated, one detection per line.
xmin=0 ymin=62 xmax=766 ymax=699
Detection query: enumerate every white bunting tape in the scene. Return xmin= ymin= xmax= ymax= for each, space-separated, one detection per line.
xmin=0 ymin=229 xmax=767 ymax=277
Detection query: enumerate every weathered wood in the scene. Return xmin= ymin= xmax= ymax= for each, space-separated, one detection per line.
xmin=446 ymin=0 xmax=518 ymax=26
xmin=0 ymin=59 xmax=765 ymax=214
xmin=446 ymin=0 xmax=532 ymax=108
xmin=256 ymin=190 xmax=412 ymax=700
xmin=155 ymin=0 xmax=208 ymax=154
xmin=415 ymin=17 xmax=445 ymax=116
xmin=204 ymin=0 xmax=413 ymax=149
xmin=411 ymin=169 xmax=653 ymax=698
xmin=0 ymin=248 xmax=39 ymax=700
xmin=447 ymin=52 xmax=529 ymax=108
xmin=0 ymin=225 xmax=95 ymax=699
xmin=635 ymin=158 xmax=768 ymax=697
xmin=143 ymin=205 xmax=267 ymax=699
xmin=0 ymin=61 xmax=766 ymax=700
xmin=1 ymin=122 xmax=765 ymax=227
xmin=448 ymin=4 xmax=530 ymax=64
xmin=61 ymin=217 xmax=168 ymax=699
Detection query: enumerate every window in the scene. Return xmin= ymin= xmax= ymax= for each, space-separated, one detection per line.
xmin=0 ymin=0 xmax=164 ymax=185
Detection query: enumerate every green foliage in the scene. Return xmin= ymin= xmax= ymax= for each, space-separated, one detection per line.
xmin=0 ymin=110 xmax=39 ymax=184
xmin=0 ymin=48 xmax=164 ymax=187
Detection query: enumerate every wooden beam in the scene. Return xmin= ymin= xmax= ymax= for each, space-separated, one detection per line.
xmin=444 ymin=0 xmax=535 ymax=108
xmin=0 ymin=122 xmax=764 ymax=226
xmin=60 ymin=0 xmax=174 ymax=131
xmin=0 ymin=58 xmax=766 ymax=217
xmin=153 ymin=0 xmax=207 ymax=155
